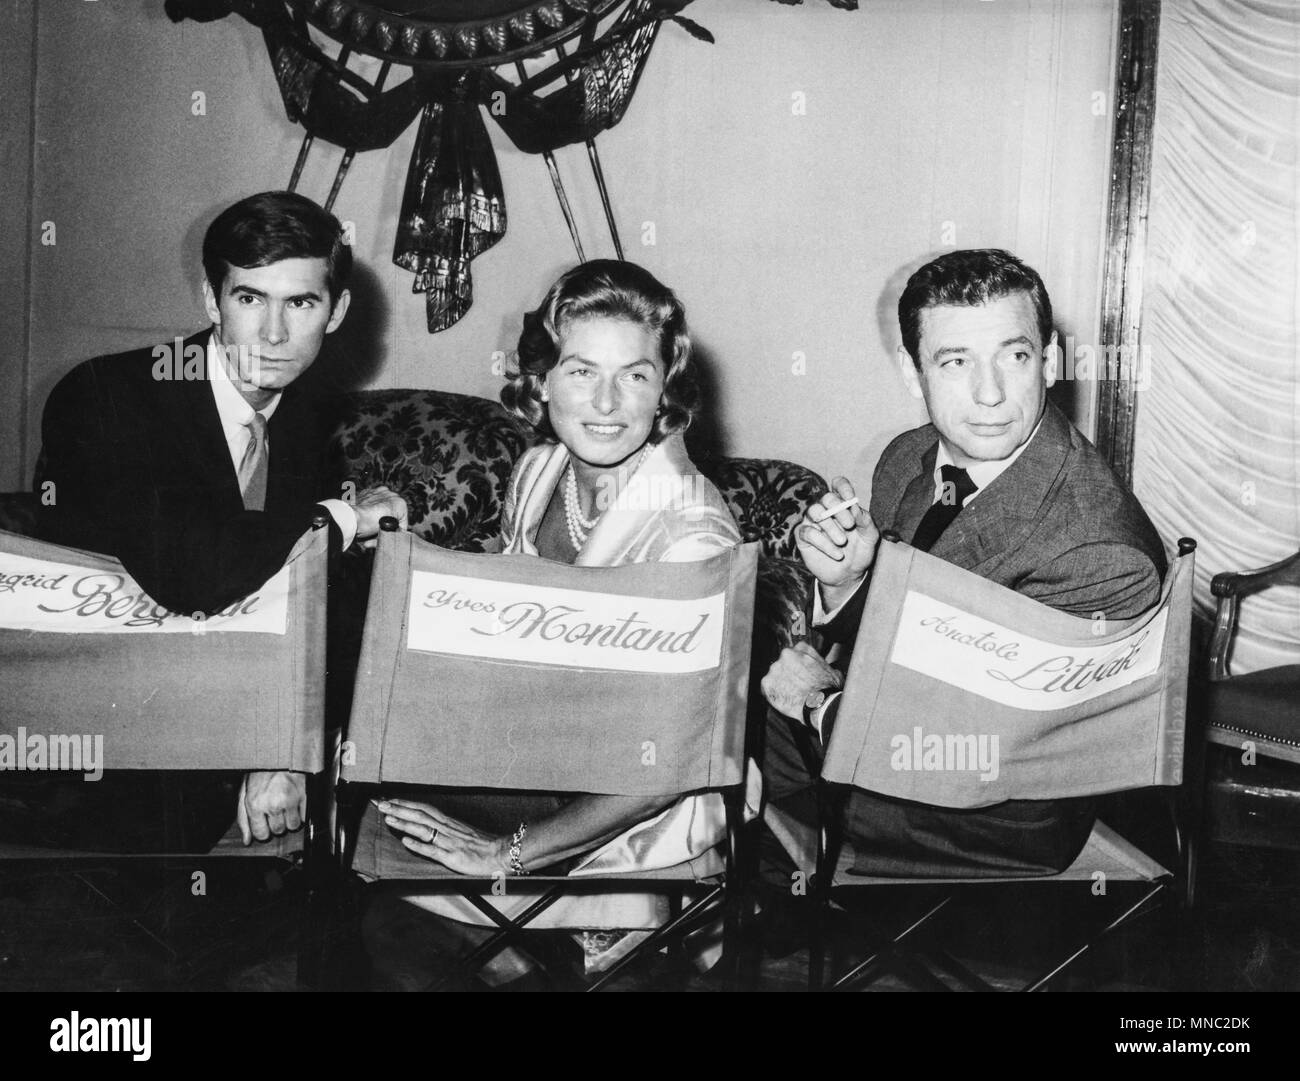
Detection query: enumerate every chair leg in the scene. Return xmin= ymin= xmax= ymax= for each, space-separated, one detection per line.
xmin=807 ymin=897 xmax=826 ymax=991
xmin=425 ymin=885 xmax=567 ymax=990
xmin=1022 ymin=882 xmax=1167 ymax=992
xmin=888 ymin=950 xmax=953 ymax=992
xmin=922 ymin=946 xmax=996 ymax=992
xmin=808 ymin=782 xmax=846 ymax=992
xmin=721 ymin=877 xmax=751 ymax=991
xmin=831 ymin=895 xmax=953 ymax=992
xmin=586 ymin=887 xmax=724 ymax=992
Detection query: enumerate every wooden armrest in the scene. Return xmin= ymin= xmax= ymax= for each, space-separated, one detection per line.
xmin=1210 ymin=548 xmax=1300 ymax=598
xmin=1207 ymin=546 xmax=1300 ymax=681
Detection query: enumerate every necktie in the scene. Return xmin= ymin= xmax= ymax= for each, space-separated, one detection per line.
xmin=238 ymin=413 xmax=268 ymax=511
xmin=910 ymin=464 xmax=977 ymax=552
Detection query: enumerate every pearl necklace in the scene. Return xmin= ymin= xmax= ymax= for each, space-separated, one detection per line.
xmin=563 ymin=443 xmax=654 ymax=552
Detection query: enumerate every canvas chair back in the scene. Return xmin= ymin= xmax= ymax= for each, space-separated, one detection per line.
xmin=822 ymin=537 xmax=1195 ymax=808
xmin=343 ymin=530 xmax=759 ymax=797
xmin=0 ymin=524 xmax=328 ymax=774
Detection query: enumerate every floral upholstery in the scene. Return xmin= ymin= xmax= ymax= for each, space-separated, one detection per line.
xmin=331 ymin=390 xmax=536 ymax=552
xmin=697 ymin=457 xmax=829 ymax=563
xmin=330 ymin=389 xmax=827 ymax=651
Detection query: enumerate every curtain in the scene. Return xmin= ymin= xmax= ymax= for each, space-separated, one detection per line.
xmin=1132 ymin=0 xmax=1300 ymax=673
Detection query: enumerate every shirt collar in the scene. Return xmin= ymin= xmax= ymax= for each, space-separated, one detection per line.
xmin=933 ymin=412 xmax=1044 ymax=502
xmin=207 ymin=332 xmax=281 ymax=431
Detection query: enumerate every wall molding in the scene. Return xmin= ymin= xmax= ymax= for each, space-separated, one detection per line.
xmin=1095 ymin=0 xmax=1161 ymax=485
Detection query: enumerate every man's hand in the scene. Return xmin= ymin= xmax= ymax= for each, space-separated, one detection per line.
xmin=237 ymin=770 xmax=308 ymax=845
xmin=352 ymin=485 xmax=409 ymax=547
xmin=796 ymin=477 xmax=880 ymax=611
xmin=761 ymin=641 xmax=844 ymax=723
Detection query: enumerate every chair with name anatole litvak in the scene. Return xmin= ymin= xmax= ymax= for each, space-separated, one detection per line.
xmin=0 ymin=518 xmax=333 ymax=985
xmin=799 ymin=532 xmax=1197 ymax=992
xmin=334 ymin=519 xmax=759 ymax=990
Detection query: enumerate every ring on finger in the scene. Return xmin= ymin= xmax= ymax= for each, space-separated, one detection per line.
xmin=426 ymin=826 xmax=438 ymax=842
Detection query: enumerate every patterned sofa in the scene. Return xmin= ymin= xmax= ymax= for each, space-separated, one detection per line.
xmin=332 ymin=389 xmax=827 ymax=667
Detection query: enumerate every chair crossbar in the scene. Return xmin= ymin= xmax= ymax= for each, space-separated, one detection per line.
xmin=585 ymin=884 xmax=726 ymax=992
xmin=425 ymin=884 xmax=569 ymax=990
xmin=828 ymin=876 xmax=1172 ymax=992
xmin=829 ymin=896 xmax=953 ymax=991
xmin=919 ymin=946 xmax=996 ymax=992
xmin=1022 ymin=880 xmax=1168 ymax=992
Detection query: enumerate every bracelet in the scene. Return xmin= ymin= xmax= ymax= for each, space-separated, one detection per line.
xmin=507 ymin=821 xmax=529 ymax=876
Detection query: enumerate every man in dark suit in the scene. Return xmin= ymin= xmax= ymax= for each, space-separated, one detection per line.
xmin=760 ymin=248 xmax=1167 ymax=879
xmin=34 ymin=191 xmax=406 ymax=849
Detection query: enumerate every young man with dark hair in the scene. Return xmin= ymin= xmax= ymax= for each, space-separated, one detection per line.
xmin=760 ymin=248 xmax=1167 ymax=880
xmin=34 ymin=191 xmax=407 ymax=849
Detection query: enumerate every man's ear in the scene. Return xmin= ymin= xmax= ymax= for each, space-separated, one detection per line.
xmin=202 ymin=278 xmax=221 ymax=327
xmin=897 ymin=345 xmax=924 ymax=400
xmin=325 ymin=288 xmax=351 ymax=333
xmin=1042 ymin=330 xmax=1059 ymax=388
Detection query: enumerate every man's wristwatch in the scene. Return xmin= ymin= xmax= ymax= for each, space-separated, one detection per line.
xmin=802 ymin=688 xmax=829 ymax=727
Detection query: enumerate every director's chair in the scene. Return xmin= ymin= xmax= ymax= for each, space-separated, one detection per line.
xmin=800 ymin=534 xmax=1197 ymax=992
xmin=334 ymin=520 xmax=759 ymax=991
xmin=0 ymin=519 xmax=333 ymax=987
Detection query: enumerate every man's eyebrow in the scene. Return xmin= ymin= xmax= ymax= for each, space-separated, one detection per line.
xmin=930 ymin=336 xmax=1036 ymax=360
xmin=930 ymin=345 xmax=969 ymax=360
xmin=227 ymin=285 xmax=324 ymax=302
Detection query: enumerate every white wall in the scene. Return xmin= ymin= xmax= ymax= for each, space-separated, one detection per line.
xmin=7 ymin=0 xmax=1118 ymax=492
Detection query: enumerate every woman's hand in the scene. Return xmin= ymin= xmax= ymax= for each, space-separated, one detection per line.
xmin=376 ymin=798 xmax=511 ymax=877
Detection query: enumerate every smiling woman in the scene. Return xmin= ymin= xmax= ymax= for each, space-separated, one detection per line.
xmin=373 ymin=260 xmax=744 ymax=975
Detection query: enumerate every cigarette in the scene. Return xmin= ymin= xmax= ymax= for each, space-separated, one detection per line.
xmin=822 ymin=495 xmax=861 ymax=517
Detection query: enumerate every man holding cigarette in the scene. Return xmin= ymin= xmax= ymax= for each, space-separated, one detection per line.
xmin=760 ymin=249 xmax=1166 ymax=881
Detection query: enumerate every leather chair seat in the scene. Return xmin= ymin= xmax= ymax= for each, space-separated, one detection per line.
xmin=1206 ymin=664 xmax=1300 ymax=764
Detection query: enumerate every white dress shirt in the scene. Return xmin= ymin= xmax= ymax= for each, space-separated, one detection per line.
xmin=207 ymin=334 xmax=357 ymax=547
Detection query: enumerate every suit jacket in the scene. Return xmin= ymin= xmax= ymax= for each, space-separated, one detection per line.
xmin=825 ymin=399 xmax=1167 ymax=646
xmin=36 ymin=329 xmax=341 ymax=616
xmin=820 ymin=400 xmax=1167 ymax=877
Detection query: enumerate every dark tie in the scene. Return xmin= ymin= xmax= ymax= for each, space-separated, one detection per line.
xmin=238 ymin=413 xmax=268 ymax=511
xmin=910 ymin=464 xmax=977 ymax=552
